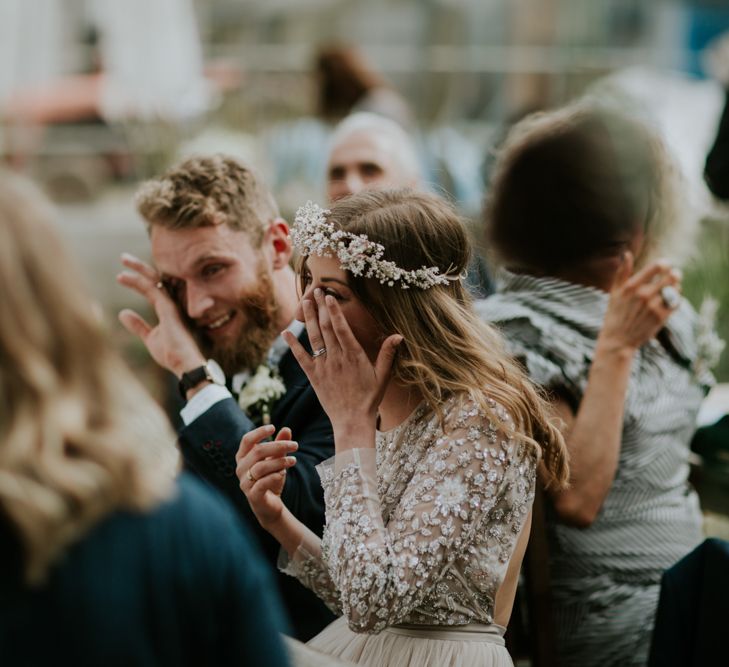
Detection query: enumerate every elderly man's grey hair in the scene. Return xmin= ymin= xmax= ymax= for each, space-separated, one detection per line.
xmin=328 ymin=112 xmax=423 ymax=185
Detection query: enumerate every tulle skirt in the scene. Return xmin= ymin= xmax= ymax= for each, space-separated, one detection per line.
xmin=302 ymin=617 xmax=513 ymax=667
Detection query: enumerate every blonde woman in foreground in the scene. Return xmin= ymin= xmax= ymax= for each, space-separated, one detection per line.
xmin=0 ymin=172 xmax=291 ymax=667
xmin=236 ymin=189 xmax=569 ymax=666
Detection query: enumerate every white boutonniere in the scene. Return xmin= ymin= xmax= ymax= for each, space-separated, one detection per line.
xmin=694 ymin=297 xmax=725 ymax=380
xmin=238 ymin=364 xmax=286 ymax=425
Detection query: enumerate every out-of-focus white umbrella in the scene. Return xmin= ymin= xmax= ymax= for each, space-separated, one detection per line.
xmin=593 ymin=66 xmax=725 ymax=227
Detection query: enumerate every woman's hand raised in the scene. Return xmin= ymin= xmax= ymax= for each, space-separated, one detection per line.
xmin=236 ymin=425 xmax=298 ymax=530
xmin=283 ymin=288 xmax=402 ymax=448
xmin=600 ymin=252 xmax=682 ymax=354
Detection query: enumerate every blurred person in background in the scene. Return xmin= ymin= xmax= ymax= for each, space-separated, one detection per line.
xmin=117 ymin=155 xmax=336 ymax=641
xmin=704 ymin=31 xmax=729 ymax=200
xmin=0 ymin=170 xmax=290 ymax=666
xmin=326 ymin=111 xmax=494 ymax=297
xmin=705 ymin=88 xmax=729 ymax=200
xmin=477 ymin=103 xmax=714 ymax=667
xmin=316 ymin=44 xmax=413 ymax=129
xmin=325 ymin=112 xmax=421 ymax=202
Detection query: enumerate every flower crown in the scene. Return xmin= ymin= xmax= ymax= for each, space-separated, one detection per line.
xmin=291 ymin=201 xmax=456 ymax=289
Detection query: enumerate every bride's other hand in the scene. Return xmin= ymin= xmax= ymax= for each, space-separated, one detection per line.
xmin=283 ymin=290 xmax=402 ymax=442
xmin=236 ymin=425 xmax=298 ymax=530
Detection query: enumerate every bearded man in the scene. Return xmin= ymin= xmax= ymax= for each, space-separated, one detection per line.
xmin=117 ymin=155 xmax=335 ymax=641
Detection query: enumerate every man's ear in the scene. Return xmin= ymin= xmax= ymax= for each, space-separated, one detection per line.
xmin=265 ymin=218 xmax=293 ymax=269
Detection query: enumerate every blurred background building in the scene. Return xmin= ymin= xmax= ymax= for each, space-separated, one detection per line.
xmin=1 ymin=0 xmax=728 ymax=502
xmin=2 ymin=1 xmax=728 ymax=202
xmin=2 ymin=1 xmax=728 ymax=204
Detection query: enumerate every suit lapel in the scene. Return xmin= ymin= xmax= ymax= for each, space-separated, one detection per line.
xmin=271 ymin=329 xmax=311 ymax=421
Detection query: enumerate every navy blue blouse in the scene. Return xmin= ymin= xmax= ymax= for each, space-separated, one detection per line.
xmin=0 ymin=473 xmax=290 ymax=667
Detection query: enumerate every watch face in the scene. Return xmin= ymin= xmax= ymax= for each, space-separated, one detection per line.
xmin=206 ymin=359 xmax=226 ymax=385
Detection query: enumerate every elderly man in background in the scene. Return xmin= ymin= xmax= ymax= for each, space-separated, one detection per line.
xmin=325 ymin=112 xmax=422 ymax=201
xmin=326 ymin=112 xmax=493 ymax=297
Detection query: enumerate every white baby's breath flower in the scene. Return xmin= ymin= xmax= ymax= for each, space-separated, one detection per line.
xmin=291 ymin=201 xmax=459 ymax=290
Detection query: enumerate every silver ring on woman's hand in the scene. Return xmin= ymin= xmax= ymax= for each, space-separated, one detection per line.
xmin=246 ymin=468 xmax=257 ymax=483
xmin=660 ymin=285 xmax=680 ymax=310
xmin=311 ymin=347 xmax=327 ymax=358
xmin=155 ymin=281 xmax=164 ymax=290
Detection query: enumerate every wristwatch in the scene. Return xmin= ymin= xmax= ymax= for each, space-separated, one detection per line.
xmin=178 ymin=359 xmax=226 ymax=398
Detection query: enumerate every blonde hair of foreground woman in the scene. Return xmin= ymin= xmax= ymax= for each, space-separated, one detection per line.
xmin=0 ymin=172 xmax=178 ymax=585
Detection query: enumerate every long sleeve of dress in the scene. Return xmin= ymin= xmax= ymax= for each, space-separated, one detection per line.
xmin=281 ymin=398 xmax=536 ymax=633
xmin=278 ymin=521 xmax=342 ymax=616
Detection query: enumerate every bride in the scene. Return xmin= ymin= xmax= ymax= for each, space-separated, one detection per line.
xmin=236 ymin=189 xmax=569 ymax=666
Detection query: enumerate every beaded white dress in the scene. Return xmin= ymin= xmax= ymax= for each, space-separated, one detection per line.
xmin=280 ymin=394 xmax=538 ymax=667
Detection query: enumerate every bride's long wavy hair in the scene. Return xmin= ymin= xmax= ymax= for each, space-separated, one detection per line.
xmin=310 ymin=189 xmax=569 ymax=488
xmin=0 ymin=173 xmax=177 ymax=585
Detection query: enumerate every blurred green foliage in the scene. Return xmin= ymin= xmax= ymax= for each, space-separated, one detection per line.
xmin=682 ymin=216 xmax=729 ymax=382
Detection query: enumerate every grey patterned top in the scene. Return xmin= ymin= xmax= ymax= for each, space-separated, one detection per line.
xmin=476 ymin=271 xmax=710 ymax=585
xmin=281 ymin=394 xmax=537 ymax=633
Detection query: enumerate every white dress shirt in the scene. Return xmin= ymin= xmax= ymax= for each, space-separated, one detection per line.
xmin=180 ymin=320 xmax=305 ymax=426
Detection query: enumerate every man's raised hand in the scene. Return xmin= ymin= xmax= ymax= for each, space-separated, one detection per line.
xmin=117 ymin=253 xmax=204 ymax=377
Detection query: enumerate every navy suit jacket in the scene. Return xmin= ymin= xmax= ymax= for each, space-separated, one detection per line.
xmin=648 ymin=537 xmax=729 ymax=666
xmin=178 ymin=332 xmax=336 ymax=641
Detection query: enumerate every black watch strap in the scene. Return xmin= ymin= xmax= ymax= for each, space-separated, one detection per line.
xmin=178 ymin=366 xmax=211 ymax=398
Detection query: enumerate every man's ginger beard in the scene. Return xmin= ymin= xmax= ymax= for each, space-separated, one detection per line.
xmin=183 ymin=268 xmax=280 ymax=377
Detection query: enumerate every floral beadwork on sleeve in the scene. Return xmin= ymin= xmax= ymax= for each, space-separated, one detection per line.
xmin=279 ymin=539 xmax=343 ymax=616
xmin=317 ymin=396 xmax=537 ymax=634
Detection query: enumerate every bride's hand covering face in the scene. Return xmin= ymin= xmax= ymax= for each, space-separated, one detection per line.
xmin=283 ymin=255 xmax=402 ymax=438
xmin=284 ymin=189 xmax=568 ymax=488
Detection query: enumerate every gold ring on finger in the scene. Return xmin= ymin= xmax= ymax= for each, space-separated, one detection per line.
xmin=246 ymin=468 xmax=258 ymax=483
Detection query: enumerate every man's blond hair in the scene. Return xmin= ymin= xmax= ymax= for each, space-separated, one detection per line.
xmin=135 ymin=155 xmax=279 ymax=245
